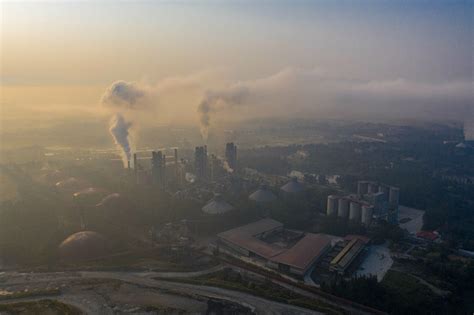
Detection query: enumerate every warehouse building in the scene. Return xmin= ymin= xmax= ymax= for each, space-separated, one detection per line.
xmin=329 ymin=235 xmax=370 ymax=275
xmin=217 ymin=219 xmax=332 ymax=277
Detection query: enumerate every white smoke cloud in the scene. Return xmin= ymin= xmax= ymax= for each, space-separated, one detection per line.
xmin=109 ymin=114 xmax=132 ymax=167
xmin=100 ymin=68 xmax=472 ymax=143
xmin=101 ymin=81 xmax=146 ymax=167
xmin=195 ymin=67 xmax=473 ymax=138
xmin=101 ymin=80 xmax=147 ymax=111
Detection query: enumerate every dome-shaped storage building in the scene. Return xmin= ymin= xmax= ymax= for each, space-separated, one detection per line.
xmin=202 ymin=196 xmax=234 ymax=215
xmin=56 ymin=177 xmax=87 ymax=191
xmin=280 ymin=178 xmax=305 ymax=194
xmin=58 ymin=231 xmax=107 ymax=262
xmin=249 ymin=187 xmax=277 ymax=203
xmin=96 ymin=193 xmax=122 ymax=207
xmin=73 ymin=187 xmax=104 ymax=205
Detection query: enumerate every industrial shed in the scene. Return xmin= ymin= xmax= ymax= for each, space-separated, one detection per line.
xmin=217 ymin=219 xmax=332 ymax=276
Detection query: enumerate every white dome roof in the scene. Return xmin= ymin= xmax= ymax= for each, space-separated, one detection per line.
xmin=58 ymin=231 xmax=107 ymax=262
xmin=249 ymin=188 xmax=277 ymax=203
xmin=202 ymin=197 xmax=234 ymax=215
xmin=280 ymin=178 xmax=305 ymax=193
xmin=96 ymin=193 xmax=121 ymax=207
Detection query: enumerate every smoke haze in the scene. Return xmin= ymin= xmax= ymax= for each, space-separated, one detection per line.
xmin=109 ymin=114 xmax=132 ymax=166
xmin=2 ymin=1 xmax=472 ymax=144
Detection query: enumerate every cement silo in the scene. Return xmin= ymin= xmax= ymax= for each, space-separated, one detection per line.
xmin=368 ymin=182 xmax=379 ymax=194
xmin=326 ymin=195 xmax=339 ymax=216
xmin=389 ymin=187 xmax=400 ymax=208
xmin=361 ymin=205 xmax=374 ymax=226
xmin=338 ymin=198 xmax=350 ymax=218
xmin=357 ymin=181 xmax=369 ymax=195
xmin=378 ymin=185 xmax=390 ymax=201
xmin=349 ymin=202 xmax=362 ymax=221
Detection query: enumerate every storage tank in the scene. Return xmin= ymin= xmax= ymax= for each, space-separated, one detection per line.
xmin=361 ymin=205 xmax=374 ymax=226
xmin=389 ymin=187 xmax=400 ymax=208
xmin=368 ymin=182 xmax=379 ymax=194
xmin=378 ymin=185 xmax=390 ymax=201
xmin=349 ymin=202 xmax=362 ymax=221
xmin=357 ymin=181 xmax=369 ymax=195
xmin=326 ymin=195 xmax=339 ymax=216
xmin=337 ymin=198 xmax=350 ymax=218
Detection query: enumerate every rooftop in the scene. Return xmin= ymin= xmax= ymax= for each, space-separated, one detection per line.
xmin=280 ymin=178 xmax=305 ymax=193
xmin=217 ymin=219 xmax=284 ymax=258
xmin=249 ymin=187 xmax=277 ymax=203
xmin=271 ymin=233 xmax=332 ymax=270
xmin=202 ymin=197 xmax=234 ymax=215
xmin=218 ymin=219 xmax=332 ymax=271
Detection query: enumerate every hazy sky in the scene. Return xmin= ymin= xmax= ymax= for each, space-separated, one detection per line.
xmin=1 ymin=0 xmax=472 ymax=138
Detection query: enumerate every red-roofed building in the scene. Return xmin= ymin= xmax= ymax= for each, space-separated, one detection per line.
xmin=416 ymin=231 xmax=439 ymax=242
xmin=217 ymin=219 xmax=332 ymax=276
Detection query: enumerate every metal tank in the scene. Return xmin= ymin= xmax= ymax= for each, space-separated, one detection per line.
xmin=378 ymin=185 xmax=390 ymax=201
xmin=389 ymin=187 xmax=400 ymax=208
xmin=338 ymin=198 xmax=350 ymax=218
xmin=361 ymin=205 xmax=374 ymax=226
xmin=349 ymin=202 xmax=362 ymax=221
xmin=368 ymin=182 xmax=379 ymax=194
xmin=326 ymin=195 xmax=339 ymax=216
xmin=357 ymin=181 xmax=369 ymax=195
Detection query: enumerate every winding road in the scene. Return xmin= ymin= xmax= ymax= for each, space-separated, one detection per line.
xmin=0 ymin=270 xmax=323 ymax=314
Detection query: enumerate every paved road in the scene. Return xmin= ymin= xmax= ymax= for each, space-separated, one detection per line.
xmin=0 ymin=270 xmax=323 ymax=314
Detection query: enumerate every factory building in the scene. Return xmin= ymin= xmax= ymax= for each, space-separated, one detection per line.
xmin=216 ymin=219 xmax=332 ymax=277
xmin=329 ymin=235 xmax=369 ymax=275
xmin=225 ymin=142 xmax=238 ymax=171
xmin=151 ymin=151 xmax=166 ymax=188
xmin=194 ymin=146 xmax=208 ymax=181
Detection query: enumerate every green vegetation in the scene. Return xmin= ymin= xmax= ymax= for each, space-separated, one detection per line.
xmin=239 ymin=124 xmax=473 ymax=249
xmin=161 ymin=268 xmax=347 ymax=315
xmin=57 ymin=249 xmax=218 ymax=272
xmin=322 ymin=270 xmax=469 ymax=314
xmin=0 ymin=299 xmax=82 ymax=315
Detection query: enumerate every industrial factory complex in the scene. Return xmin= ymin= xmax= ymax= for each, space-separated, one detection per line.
xmin=44 ymin=140 xmax=407 ymax=283
xmin=215 ymin=218 xmax=371 ymax=278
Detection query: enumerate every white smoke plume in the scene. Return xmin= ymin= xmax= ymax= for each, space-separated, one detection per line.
xmin=100 ymin=69 xmax=472 ymax=144
xmin=197 ymin=85 xmax=249 ymax=140
xmin=101 ymin=80 xmax=148 ymax=168
xmin=109 ymin=114 xmax=132 ymax=167
xmin=101 ymin=80 xmax=147 ymax=111
xmin=196 ymin=67 xmax=473 ymax=138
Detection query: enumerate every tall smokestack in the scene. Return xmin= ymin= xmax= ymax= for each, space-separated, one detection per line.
xmin=133 ymin=153 xmax=138 ymax=183
xmin=174 ymin=148 xmax=179 ymax=182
